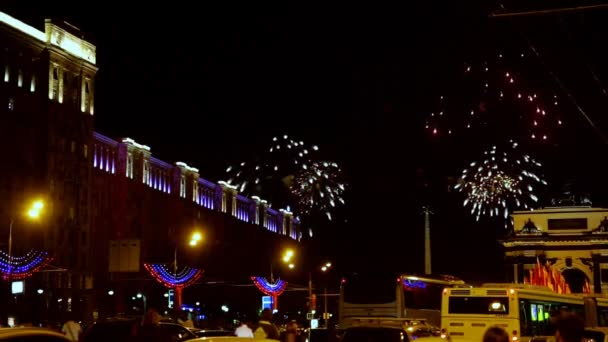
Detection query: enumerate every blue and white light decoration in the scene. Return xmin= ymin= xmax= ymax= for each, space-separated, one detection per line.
xmin=144 ymin=263 xmax=203 ymax=289
xmin=251 ymin=276 xmax=288 ymax=296
xmin=0 ymin=250 xmax=51 ymax=280
xmin=402 ymin=278 xmax=427 ymax=290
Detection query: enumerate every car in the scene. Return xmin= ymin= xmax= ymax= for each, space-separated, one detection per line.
xmin=341 ymin=318 xmax=444 ymax=342
xmin=187 ymin=329 xmax=235 ymax=338
xmin=0 ymin=327 xmax=71 ymax=342
xmin=583 ymin=328 xmax=608 ymax=342
xmin=82 ymin=318 xmax=197 ymax=342
xmin=185 ymin=338 xmax=278 ymax=342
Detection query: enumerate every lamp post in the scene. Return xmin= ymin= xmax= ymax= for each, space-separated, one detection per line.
xmin=7 ymin=200 xmax=44 ymax=279
xmin=321 ymin=262 xmax=332 ymax=325
xmin=172 ymin=230 xmax=202 ymax=309
xmin=308 ymin=261 xmax=332 ymax=327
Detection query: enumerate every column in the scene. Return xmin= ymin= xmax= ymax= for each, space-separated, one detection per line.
xmin=252 ymin=196 xmax=262 ymax=225
xmin=593 ymin=255 xmax=602 ymax=294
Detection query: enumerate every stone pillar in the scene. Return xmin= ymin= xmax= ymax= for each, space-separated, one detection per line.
xmin=280 ymin=209 xmax=293 ymax=237
xmin=252 ymin=196 xmax=262 ymax=225
xmin=593 ymin=255 xmax=602 ymax=294
xmin=260 ymin=200 xmax=269 ymax=229
xmin=218 ymin=181 xmax=237 ymax=214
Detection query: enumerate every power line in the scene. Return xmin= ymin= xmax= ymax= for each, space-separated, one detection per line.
xmin=490 ymin=4 xmax=608 ymax=18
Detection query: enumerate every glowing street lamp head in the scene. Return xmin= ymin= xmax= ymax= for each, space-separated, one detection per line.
xmin=191 ymin=232 xmax=202 ymax=241
xmin=321 ymin=266 xmax=328 ymax=272
xmin=288 ymin=263 xmax=295 ymax=269
xmin=189 ymin=240 xmax=197 ymax=247
xmin=325 ymin=262 xmax=332 ymax=268
xmin=283 ymin=249 xmax=295 ymax=263
xmin=26 ymin=199 xmax=44 ymax=219
xmin=27 ymin=209 xmax=40 ymax=219
xmin=32 ymin=200 xmax=44 ymax=210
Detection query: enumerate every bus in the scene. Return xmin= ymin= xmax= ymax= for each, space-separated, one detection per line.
xmin=441 ymin=284 xmax=586 ymax=342
xmin=339 ymin=273 xmax=467 ymax=328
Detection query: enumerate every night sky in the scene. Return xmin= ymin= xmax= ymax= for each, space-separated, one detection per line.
xmin=4 ymin=1 xmax=608 ymax=283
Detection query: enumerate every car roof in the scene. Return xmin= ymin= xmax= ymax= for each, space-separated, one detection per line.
xmin=185 ymin=338 xmax=277 ymax=342
xmin=0 ymin=327 xmax=70 ymax=340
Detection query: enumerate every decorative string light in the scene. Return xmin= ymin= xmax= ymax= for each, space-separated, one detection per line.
xmin=0 ymin=250 xmax=51 ymax=280
xmin=144 ymin=263 xmax=203 ymax=289
xmin=251 ymin=276 xmax=287 ymax=296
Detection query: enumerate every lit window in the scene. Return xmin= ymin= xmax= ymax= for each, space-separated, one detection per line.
xmin=7 ymin=98 xmax=14 ymax=111
xmin=58 ymin=70 xmax=64 ymax=103
xmin=4 ymin=65 xmax=9 ymax=83
xmin=81 ymin=79 xmax=90 ymax=112
xmin=126 ymin=153 xmax=134 ymax=179
xmin=30 ymin=74 xmax=36 ymax=93
xmin=180 ymin=175 xmax=186 ymax=198
xmin=17 ymin=69 xmax=22 ymax=88
xmin=49 ymin=66 xmax=59 ymax=100
xmin=143 ymin=160 xmax=150 ymax=185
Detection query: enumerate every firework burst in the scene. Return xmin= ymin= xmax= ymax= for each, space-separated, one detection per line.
xmin=225 ymin=135 xmax=345 ymax=220
xmin=425 ymin=52 xmax=564 ymax=145
xmin=290 ymin=161 xmax=346 ymax=221
xmin=455 ymin=142 xmax=547 ymax=221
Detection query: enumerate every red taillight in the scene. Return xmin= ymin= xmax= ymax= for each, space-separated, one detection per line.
xmin=512 ymin=330 xmax=518 ymax=341
xmin=443 ymin=288 xmax=448 ymax=295
xmin=341 ymin=278 xmax=346 ymax=284
xmin=441 ymin=329 xmax=448 ymax=339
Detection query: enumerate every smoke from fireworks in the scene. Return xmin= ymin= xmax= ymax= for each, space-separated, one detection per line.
xmin=225 ymin=135 xmax=345 ymax=220
xmin=454 ymin=142 xmax=547 ymax=221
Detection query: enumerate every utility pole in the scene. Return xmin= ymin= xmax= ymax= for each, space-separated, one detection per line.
xmin=423 ymin=206 xmax=433 ymax=275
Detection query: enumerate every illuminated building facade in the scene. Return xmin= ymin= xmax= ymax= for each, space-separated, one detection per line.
xmin=0 ymin=11 xmax=299 ymax=320
xmin=501 ymin=207 xmax=608 ymax=294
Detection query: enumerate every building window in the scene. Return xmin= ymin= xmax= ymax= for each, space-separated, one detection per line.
xmin=83 ymin=144 xmax=88 ymax=158
xmin=193 ymin=180 xmax=199 ymax=202
xmin=17 ymin=69 xmax=23 ymax=88
xmin=180 ymin=175 xmax=186 ymax=198
xmin=49 ymin=66 xmax=59 ymax=100
xmin=7 ymin=98 xmax=14 ymax=111
xmin=143 ymin=159 xmax=150 ymax=185
xmin=58 ymin=69 xmax=64 ymax=103
xmin=81 ymin=79 xmax=90 ymax=112
xmin=4 ymin=65 xmax=9 ymax=83
xmin=126 ymin=152 xmax=134 ymax=179
xmin=70 ymin=141 xmax=76 ymax=153
xmin=30 ymin=74 xmax=36 ymax=93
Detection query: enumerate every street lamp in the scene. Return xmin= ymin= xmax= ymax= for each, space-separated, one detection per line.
xmin=308 ymin=261 xmax=332 ymax=327
xmin=136 ymin=293 xmax=147 ymax=312
xmin=8 ymin=199 xmax=45 ymax=279
xmin=175 ymin=229 xmax=203 ymax=275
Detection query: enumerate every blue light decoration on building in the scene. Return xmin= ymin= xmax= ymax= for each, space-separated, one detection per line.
xmin=144 ymin=263 xmax=203 ymax=289
xmin=0 ymin=250 xmax=51 ymax=280
xmin=251 ymin=276 xmax=288 ymax=296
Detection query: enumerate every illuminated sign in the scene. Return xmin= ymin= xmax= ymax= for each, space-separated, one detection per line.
xmin=403 ymin=279 xmax=427 ymax=290
xmin=11 ymin=281 xmax=24 ymax=294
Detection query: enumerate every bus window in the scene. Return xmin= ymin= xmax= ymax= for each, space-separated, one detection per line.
xmin=598 ymin=307 xmax=608 ymax=327
xmin=448 ymin=297 xmax=509 ymax=314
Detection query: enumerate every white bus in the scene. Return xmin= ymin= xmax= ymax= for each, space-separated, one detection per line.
xmin=339 ymin=273 xmax=466 ymax=328
xmin=441 ymin=284 xmax=586 ymax=342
